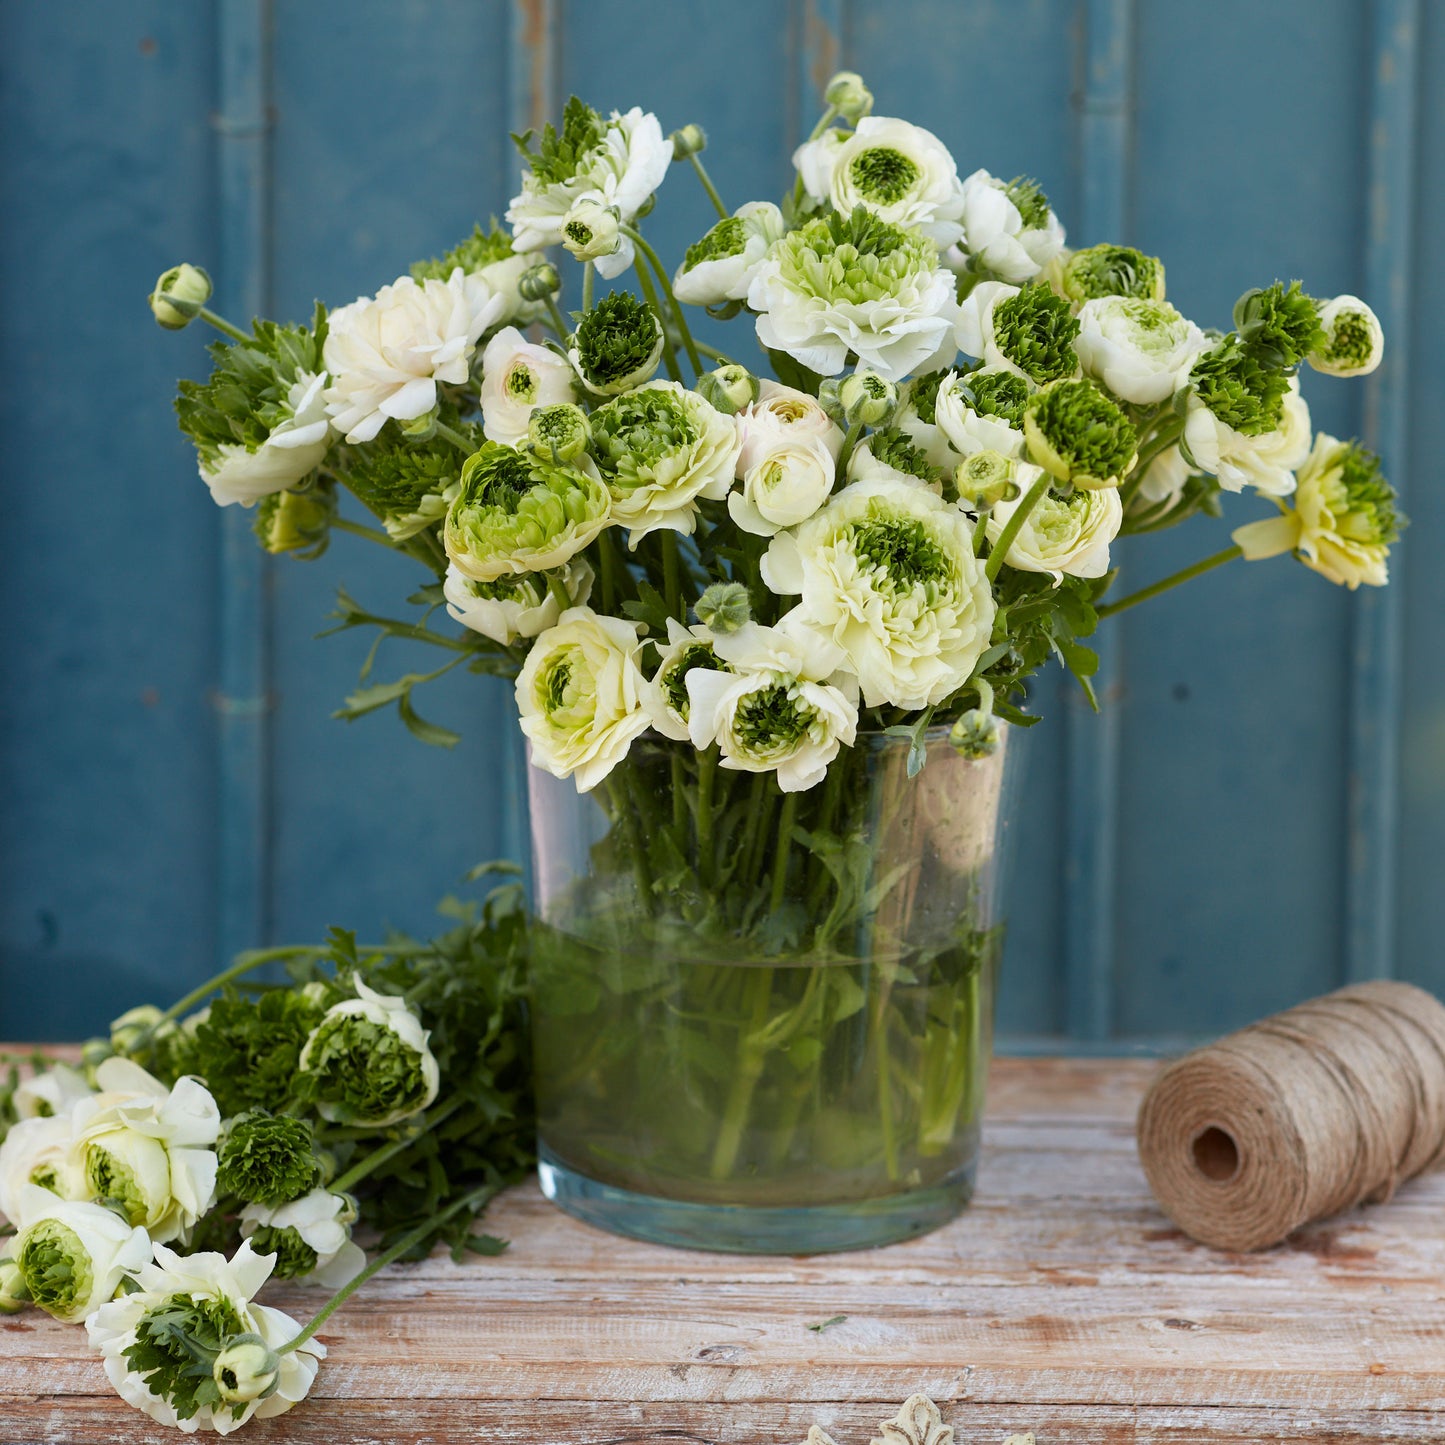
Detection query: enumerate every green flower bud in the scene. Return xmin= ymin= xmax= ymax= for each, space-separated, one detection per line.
xmin=955 ymin=450 xmax=1020 ymax=510
xmin=518 ymin=261 xmax=562 ymax=302
xmin=217 ymin=1111 xmax=320 ymax=1208
xmin=696 ymin=363 xmax=759 ymax=416
xmin=213 ymin=1334 xmax=281 ymax=1405
xmin=569 ymin=290 xmax=665 ymax=396
xmin=1233 ymin=280 xmax=1324 ymax=370
xmin=1309 ymin=294 xmax=1384 ymax=377
xmin=244 ymin=1224 xmax=318 ymax=1280
xmin=252 ymin=480 xmax=335 ymax=558
xmin=149 ymin=263 xmax=213 ymax=329
xmin=695 ymin=581 xmax=752 ymax=634
xmin=562 ymin=198 xmax=622 ymax=264
xmin=1062 ymin=244 xmax=1166 ymax=304
xmin=950 ymin=708 xmax=1000 ymax=759
xmin=961 ymin=367 xmax=1031 ymax=428
xmin=991 ymin=282 xmax=1081 ymax=386
xmin=396 ymin=408 xmax=438 ymax=440
xmin=816 ymin=377 xmax=847 ymax=423
xmin=528 ymin=402 xmax=592 ymax=462
xmin=839 ymin=370 xmax=898 ymax=426
xmin=0 ymin=1252 xmax=29 ymax=1314
xmin=1023 ymin=379 xmax=1137 ymax=490
xmin=670 ymin=123 xmax=707 ymax=159
xmin=109 ymin=1005 xmax=168 ymax=1057
xmin=824 ymin=70 xmax=874 ymax=123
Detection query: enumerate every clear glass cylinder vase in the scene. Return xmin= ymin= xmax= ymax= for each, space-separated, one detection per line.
xmin=526 ymin=724 xmax=1017 ymax=1254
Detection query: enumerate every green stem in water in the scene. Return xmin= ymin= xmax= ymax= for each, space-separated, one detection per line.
xmin=198 ymin=307 xmax=250 ymax=344
xmin=689 ymin=154 xmax=729 ymax=219
xmin=435 ymin=422 xmax=476 ymax=459
xmin=279 ymin=1182 xmax=496 ymax=1355
xmin=625 ymin=225 xmax=705 ymax=380
xmin=710 ymin=967 xmax=774 ymax=1180
xmin=984 ymin=471 xmax=1052 ymax=583
xmin=1096 ymin=544 xmax=1242 ymax=618
xmin=769 ymin=793 xmax=800 ymax=916
xmin=631 ymin=258 xmax=682 ymax=383
xmin=328 ymin=1098 xmax=465 ymax=1195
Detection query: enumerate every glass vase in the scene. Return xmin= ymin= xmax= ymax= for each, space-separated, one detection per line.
xmin=526 ymin=724 xmax=1017 ymax=1254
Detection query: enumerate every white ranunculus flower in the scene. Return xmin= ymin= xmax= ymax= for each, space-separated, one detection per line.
xmin=1074 ymin=296 xmax=1206 ymax=405
xmin=954 ymin=280 xmax=1028 ymax=378
xmin=444 ymin=557 xmax=593 ymax=646
xmin=9 ymin=1186 xmax=150 ymax=1322
xmin=517 ymin=607 xmax=651 ymax=792
xmin=1133 ymin=442 xmax=1193 ymax=506
xmin=299 ymin=980 xmax=440 ymax=1128
xmin=845 ymin=437 xmax=927 ymax=488
xmin=201 ymin=371 xmax=332 ymax=506
xmin=762 ymin=476 xmax=995 ymax=710
xmin=729 ymin=432 xmax=838 ymax=537
xmin=475 ymin=250 xmax=547 ymax=329
xmin=955 ymin=169 xmax=1066 ymax=283
xmin=749 ymin=210 xmax=958 ymax=382
xmin=933 ymin=369 xmax=1027 ymax=458
xmin=1184 ymin=379 xmax=1311 ymax=496
xmin=478 ymin=326 xmax=577 ymax=446
xmin=86 ymin=1239 xmax=324 ymax=1435
xmin=686 ymin=616 xmax=859 ymax=793
xmin=673 ymin=202 xmax=786 ymax=307
xmin=793 ymin=117 xmax=967 ymax=247
xmin=507 ymin=106 xmax=672 ymax=280
xmin=323 ymin=270 xmax=504 ymax=444
xmin=1309 ymin=294 xmax=1385 ymax=377
xmin=66 ymin=1058 xmax=220 ymax=1245
xmin=736 ymin=381 xmax=845 ymax=469
xmin=13 ymin=1062 xmax=92 ymax=1121
xmin=0 ymin=1114 xmax=77 ymax=1225
xmin=984 ymin=467 xmax=1123 ymax=582
xmin=239 ymin=1189 xmax=365 ymax=1290
xmin=642 ymin=618 xmax=729 ymax=741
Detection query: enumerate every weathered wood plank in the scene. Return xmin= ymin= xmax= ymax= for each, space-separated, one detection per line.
xmin=3 ymin=1058 xmax=1443 ymax=1441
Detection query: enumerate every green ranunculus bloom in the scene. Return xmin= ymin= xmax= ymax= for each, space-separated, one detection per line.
xmin=988 ymin=282 xmax=1081 ymax=386
xmin=216 ymin=1111 xmax=320 ymax=1208
xmin=1189 ymin=333 xmax=1289 ymax=436
xmin=1233 ymin=280 xmax=1324 ymax=369
xmin=1023 ymin=378 xmax=1138 ymax=489
xmin=568 ymin=291 xmax=665 ymax=395
xmin=1061 ymin=244 xmax=1166 ymax=304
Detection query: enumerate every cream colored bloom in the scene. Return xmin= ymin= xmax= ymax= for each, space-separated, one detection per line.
xmin=1184 ymin=379 xmax=1311 ymax=495
xmin=729 ymin=432 xmax=838 ymax=536
xmin=1133 ymin=442 xmax=1192 ymax=506
xmin=673 ymin=202 xmax=785 ymax=307
xmin=762 ymin=476 xmax=995 ymax=710
xmin=641 ymin=618 xmax=727 ymax=741
xmin=517 ymin=607 xmax=651 ymax=792
xmin=793 ymin=117 xmax=967 ymax=247
xmin=478 ymin=327 xmax=577 ymax=446
xmin=1309 ymin=294 xmax=1384 ymax=377
xmin=933 ymin=369 xmax=1027 ymax=458
xmin=0 ymin=1115 xmax=78 ymax=1225
xmin=239 ymin=1189 xmax=365 ymax=1290
xmin=86 ymin=1239 xmax=324 ymax=1435
xmin=955 ymin=169 xmax=1066 ymax=283
xmin=323 ymin=270 xmax=504 ymax=443
xmin=1074 ymin=296 xmax=1206 ymax=405
xmin=13 ymin=1063 xmax=92 ymax=1121
xmin=201 ymin=372 xmax=332 ymax=506
xmin=736 ymin=381 xmax=845 ymax=468
xmin=444 ymin=558 xmax=593 ymax=646
xmin=685 ymin=616 xmax=859 ymax=793
xmin=984 ymin=467 xmax=1122 ymax=582
xmin=9 ymin=1187 xmax=150 ymax=1321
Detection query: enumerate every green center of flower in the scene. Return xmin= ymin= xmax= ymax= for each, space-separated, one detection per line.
xmin=661 ymin=643 xmax=728 ymax=720
xmin=961 ymin=368 xmax=1030 ymax=426
xmin=124 ymin=1293 xmax=249 ymax=1424
xmin=905 ymin=369 xmax=948 ymax=425
xmin=572 ymin=291 xmax=662 ymax=391
xmin=1111 ymin=298 xmax=1193 ymax=354
xmin=591 ymin=388 xmax=699 ymax=492
xmin=1320 ymin=443 xmax=1402 ymax=545
xmin=522 ymin=95 xmax=607 ymax=186
xmin=684 ymin=216 xmax=748 ymax=270
xmin=217 ymin=1111 xmax=319 ymax=1208
xmin=1190 ymin=335 xmax=1287 ymax=435
xmin=1323 ymin=310 xmax=1374 ymax=368
xmin=18 ymin=1220 xmax=92 ymax=1316
xmin=504 ymin=362 xmax=539 ymax=402
xmin=777 ymin=206 xmax=937 ymax=306
xmin=85 ymin=1140 xmax=162 ymax=1226
xmin=990 ymin=284 xmax=1081 ymax=385
xmin=1233 ymin=280 xmax=1324 ymax=369
xmin=301 ymin=1014 xmax=431 ymax=1125
xmin=733 ymin=682 xmax=815 ymax=755
xmin=563 ymin=219 xmax=594 ymax=247
xmin=1063 ymin=244 xmax=1164 ymax=302
xmin=850 ymin=514 xmax=955 ymax=589
xmin=543 ymin=653 xmax=577 ymax=714
xmin=469 ymin=573 xmax=543 ymax=603
xmin=30 ymin=1163 xmax=60 ymax=1193
xmin=248 ymin=1224 xmax=320 ymax=1280
xmin=1005 ymin=176 xmax=1052 ymax=230
xmin=849 ymin=146 xmax=920 ymax=205
xmin=866 ymin=427 xmax=942 ymax=485
xmin=1026 ymin=379 xmax=1137 ymax=481
xmin=1031 ymin=492 xmax=1086 ymax=545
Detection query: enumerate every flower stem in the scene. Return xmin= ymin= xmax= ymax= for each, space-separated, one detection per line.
xmin=694 ymin=339 xmax=738 ymax=368
xmin=1096 ymin=543 xmax=1242 ymax=618
xmin=688 ymin=154 xmax=729 ymax=219
xmin=971 ymin=510 xmax=989 ymax=558
xmin=329 ymin=1098 xmax=464 ymax=1195
xmin=543 ymin=294 xmax=570 ymax=341
xmin=710 ymin=968 xmax=773 ymax=1180
xmin=331 ymin=516 xmax=396 ymax=548
xmin=545 ymin=572 xmax=572 ymax=612
xmin=279 ymin=1182 xmax=496 ymax=1355
xmin=834 ymin=419 xmax=864 ymax=479
xmin=198 ymin=307 xmax=250 ymax=343
xmin=160 ymin=947 xmax=330 ymax=1025
xmin=769 ymin=794 xmax=800 ymax=915
xmin=984 ymin=471 xmax=1053 ymax=583
xmin=435 ymin=422 xmax=476 ymax=458
xmin=625 ymin=225 xmax=706 ymax=380
xmin=581 ymin=261 xmax=594 ymax=314
xmin=631 ymin=257 xmax=682 ymax=383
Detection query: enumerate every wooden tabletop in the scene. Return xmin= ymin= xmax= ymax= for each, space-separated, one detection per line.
xmin=3 ymin=1057 xmax=1443 ymax=1443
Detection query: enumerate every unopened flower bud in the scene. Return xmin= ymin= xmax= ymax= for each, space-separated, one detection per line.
xmin=839 ymin=370 xmax=897 ymax=426
xmin=695 ymin=581 xmax=751 ymax=635
xmin=562 ymin=198 xmax=622 ymax=264
xmin=0 ymin=1253 xmax=28 ymax=1315
xmin=80 ymin=1036 xmax=114 ymax=1073
xmin=528 ymin=402 xmax=591 ymax=462
xmin=518 ymin=261 xmax=561 ymax=302
xmin=950 ymin=709 xmax=1000 ymax=760
xmin=149 ymin=263 xmax=213 ymax=330
xmin=1309 ymin=294 xmax=1384 ymax=378
xmin=696 ymin=364 xmax=759 ymax=416
xmin=955 ymin=450 xmax=1019 ymax=510
xmin=398 ymin=408 xmax=438 ymax=441
xmin=109 ymin=1005 xmax=168 ymax=1057
xmin=824 ymin=71 xmax=873 ymax=123
xmin=670 ymin=124 xmax=707 ymax=159
xmin=254 ymin=484 xmax=334 ymax=557
xmin=815 ymin=377 xmax=846 ymax=423
xmin=213 ymin=1334 xmax=281 ymax=1405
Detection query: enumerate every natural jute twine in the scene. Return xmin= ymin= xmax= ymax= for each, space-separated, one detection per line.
xmin=1136 ymin=981 xmax=1445 ymax=1251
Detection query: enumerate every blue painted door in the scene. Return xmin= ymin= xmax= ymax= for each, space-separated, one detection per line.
xmin=1 ymin=0 xmax=1438 ymax=1047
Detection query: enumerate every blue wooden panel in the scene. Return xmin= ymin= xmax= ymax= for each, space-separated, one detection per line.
xmin=0 ymin=2 xmax=221 ymax=1037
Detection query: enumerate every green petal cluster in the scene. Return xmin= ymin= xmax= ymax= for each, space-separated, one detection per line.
xmin=775 ymin=205 xmax=937 ymax=306
xmin=991 ymin=284 xmax=1080 ymax=385
xmin=1005 ymin=176 xmax=1054 ymax=230
xmin=17 ymin=1220 xmax=91 ymax=1317
xmin=733 ymin=684 xmax=818 ymax=755
xmin=1234 ymin=280 xmax=1324 ymax=368
xmin=410 ymin=222 xmax=515 ymax=282
xmin=514 ymin=95 xmax=606 ymax=185
xmin=84 ymin=1144 xmax=154 ymax=1225
xmin=188 ymin=988 xmax=327 ymax=1119
xmin=903 ymin=369 xmax=949 ymax=425
xmin=590 ymin=386 xmax=699 ymax=492
xmin=245 ymin=1225 xmax=318 ymax=1281
xmin=253 ymin=479 xmax=336 ymax=559
xmin=850 ymin=514 xmax=955 ymax=589
xmin=660 ymin=642 xmax=729 ymax=721
xmin=123 ymin=1293 xmax=248 ymax=1424
xmin=1023 ymin=379 xmax=1138 ymax=488
xmin=961 ymin=367 xmax=1030 ymax=426
xmin=298 ymin=1014 xmax=433 ymax=1126
xmin=571 ymin=291 xmax=664 ymax=394
xmin=528 ymin=402 xmax=591 ymax=462
xmin=1062 ymin=244 xmax=1165 ymax=303
xmin=346 ymin=427 xmax=473 ymax=520
xmin=866 ymin=426 xmax=942 ymax=485
xmin=445 ymin=441 xmax=611 ymax=582
xmin=1320 ymin=443 xmax=1403 ymax=547
xmin=217 ymin=1112 xmax=320 ymax=1207
xmin=683 ymin=216 xmax=748 ymax=271
xmin=1190 ymin=334 xmax=1289 ymax=436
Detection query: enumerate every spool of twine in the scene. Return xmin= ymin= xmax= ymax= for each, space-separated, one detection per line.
xmin=1136 ymin=981 xmax=1445 ymax=1251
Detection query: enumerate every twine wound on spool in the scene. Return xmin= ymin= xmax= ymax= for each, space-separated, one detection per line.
xmin=1136 ymin=981 xmax=1445 ymax=1251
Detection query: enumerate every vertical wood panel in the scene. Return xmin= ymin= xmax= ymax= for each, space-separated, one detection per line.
xmin=1344 ymin=0 xmax=1419 ymax=983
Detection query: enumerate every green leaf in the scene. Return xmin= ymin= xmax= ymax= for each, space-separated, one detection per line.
xmin=399 ymin=692 xmax=461 ymax=749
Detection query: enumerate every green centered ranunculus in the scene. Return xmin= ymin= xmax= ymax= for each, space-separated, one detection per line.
xmin=444 ymin=440 xmax=612 ymax=582
xmin=989 ymin=283 xmax=1081 ymax=385
xmin=1061 ymin=243 xmax=1166 ymax=304
xmin=216 ymin=1111 xmax=319 ymax=1208
xmin=17 ymin=1219 xmax=92 ymax=1317
xmin=568 ymin=291 xmax=665 ymax=395
xmin=1023 ymin=378 xmax=1138 ymax=489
